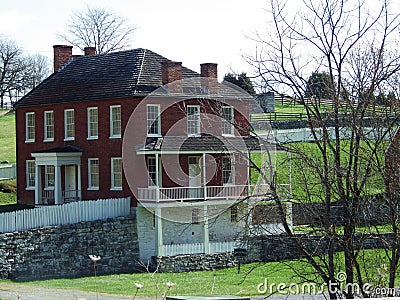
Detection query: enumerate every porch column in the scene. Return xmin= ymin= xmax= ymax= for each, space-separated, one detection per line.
xmin=154 ymin=153 xmax=163 ymax=256
xmin=54 ymin=165 xmax=62 ymax=205
xmin=203 ymin=204 xmax=210 ymax=254
xmin=202 ymin=153 xmax=207 ymax=200
xmin=34 ymin=164 xmax=42 ymax=205
xmin=155 ymin=207 xmax=163 ymax=256
xmin=77 ymin=164 xmax=82 ymax=200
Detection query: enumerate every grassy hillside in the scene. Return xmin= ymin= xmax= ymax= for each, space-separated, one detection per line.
xmin=0 ymin=110 xmax=16 ymax=205
xmin=0 ymin=110 xmax=15 ymax=163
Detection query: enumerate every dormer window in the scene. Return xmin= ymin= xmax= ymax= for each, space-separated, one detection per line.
xmin=187 ymin=105 xmax=200 ymax=137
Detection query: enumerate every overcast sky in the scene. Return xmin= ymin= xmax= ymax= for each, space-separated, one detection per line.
xmin=0 ymin=0 xmax=269 ymax=79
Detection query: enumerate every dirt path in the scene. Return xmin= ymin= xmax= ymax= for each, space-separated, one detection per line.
xmin=0 ymin=282 xmax=134 ymax=300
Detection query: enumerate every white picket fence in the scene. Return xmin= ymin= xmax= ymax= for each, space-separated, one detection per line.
xmin=0 ymin=164 xmax=16 ymax=180
xmin=0 ymin=197 xmax=131 ymax=233
xmin=259 ymin=127 xmax=389 ymax=143
xmin=162 ymin=241 xmax=238 ymax=256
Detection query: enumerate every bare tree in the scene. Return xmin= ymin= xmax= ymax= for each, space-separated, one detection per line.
xmin=59 ymin=6 xmax=136 ymax=54
xmin=0 ymin=36 xmax=25 ymax=108
xmin=246 ymin=0 xmax=400 ymax=298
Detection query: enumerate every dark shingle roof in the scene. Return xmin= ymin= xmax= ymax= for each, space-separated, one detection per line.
xmin=15 ymin=48 xmax=199 ymax=107
xmin=31 ymin=145 xmax=84 ymax=153
xmin=139 ymin=136 xmax=281 ymax=152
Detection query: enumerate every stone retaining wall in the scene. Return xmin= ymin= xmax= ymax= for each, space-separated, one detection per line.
xmin=153 ymin=252 xmax=236 ymax=273
xmin=0 ymin=215 xmax=140 ymax=280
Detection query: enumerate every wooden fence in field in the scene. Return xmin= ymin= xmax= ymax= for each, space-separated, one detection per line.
xmin=0 ymin=197 xmax=131 ymax=233
xmin=0 ymin=164 xmax=16 ymax=180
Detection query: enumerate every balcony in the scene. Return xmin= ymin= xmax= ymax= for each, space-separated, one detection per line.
xmin=137 ymin=184 xmax=289 ymax=206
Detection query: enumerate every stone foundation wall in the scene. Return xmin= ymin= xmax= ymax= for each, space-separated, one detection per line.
xmin=153 ymin=252 xmax=236 ymax=273
xmin=0 ymin=215 xmax=140 ymax=280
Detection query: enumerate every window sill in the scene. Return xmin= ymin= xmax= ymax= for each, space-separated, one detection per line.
xmin=44 ymin=187 xmax=55 ymax=191
xmin=147 ymin=134 xmax=162 ymax=138
xmin=109 ymin=135 xmax=121 ymax=139
xmin=87 ymin=137 xmax=98 ymax=140
xmin=64 ymin=137 xmax=75 ymax=141
xmin=26 ymin=187 xmax=35 ymax=191
xmin=25 ymin=140 xmax=35 ymax=143
xmin=110 ymin=187 xmax=122 ymax=191
xmin=87 ymin=187 xmax=99 ymax=191
xmin=43 ymin=139 xmax=54 ymax=142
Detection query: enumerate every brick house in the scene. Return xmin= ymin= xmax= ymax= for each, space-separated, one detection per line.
xmin=15 ymin=45 xmax=282 ymax=260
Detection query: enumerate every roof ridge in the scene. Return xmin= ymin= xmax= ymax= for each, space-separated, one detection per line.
xmin=134 ymin=49 xmax=147 ymax=94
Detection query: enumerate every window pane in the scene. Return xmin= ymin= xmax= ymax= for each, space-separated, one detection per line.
xmin=147 ymin=157 xmax=157 ymax=186
xmin=112 ymin=158 xmax=122 ymax=188
xmin=147 ymin=105 xmax=160 ymax=135
xmin=45 ymin=111 xmax=54 ymax=140
xmin=88 ymin=108 xmax=98 ymax=138
xmin=89 ymin=159 xmax=99 ymax=188
xmin=65 ymin=109 xmax=74 ymax=139
xmin=111 ymin=106 xmax=121 ymax=137
xmin=187 ymin=106 xmax=200 ymax=136
xmin=26 ymin=161 xmax=35 ymax=188
xmin=222 ymin=156 xmax=233 ymax=184
xmin=26 ymin=113 xmax=35 ymax=141
xmin=222 ymin=106 xmax=234 ymax=135
xmin=45 ymin=165 xmax=55 ymax=188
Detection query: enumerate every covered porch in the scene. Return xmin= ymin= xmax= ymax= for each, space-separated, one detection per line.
xmin=31 ymin=146 xmax=83 ymax=205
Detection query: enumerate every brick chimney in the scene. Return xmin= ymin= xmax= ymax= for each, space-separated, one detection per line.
xmin=84 ymin=47 xmax=96 ymax=56
xmin=161 ymin=60 xmax=182 ymax=93
xmin=200 ymin=63 xmax=218 ymax=94
xmin=53 ymin=45 xmax=73 ymax=73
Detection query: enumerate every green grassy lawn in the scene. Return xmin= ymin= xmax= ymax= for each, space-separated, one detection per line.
xmin=2 ymin=250 xmax=396 ymax=297
xmin=1 ymin=261 xmax=313 ymax=297
xmin=0 ymin=111 xmax=17 ymax=205
xmin=250 ymin=140 xmax=386 ymax=202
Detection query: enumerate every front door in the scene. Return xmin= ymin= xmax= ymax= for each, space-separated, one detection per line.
xmin=189 ymin=156 xmax=202 ymax=199
xmin=64 ymin=165 xmax=76 ymax=202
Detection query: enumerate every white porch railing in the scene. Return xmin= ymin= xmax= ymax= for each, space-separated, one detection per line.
xmin=138 ymin=184 xmax=290 ymax=203
xmin=162 ymin=241 xmax=239 ymax=256
xmin=41 ymin=189 xmax=82 ymax=204
xmin=0 ymin=197 xmax=131 ymax=233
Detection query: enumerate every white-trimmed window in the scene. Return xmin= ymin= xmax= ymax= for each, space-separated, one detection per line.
xmin=88 ymin=158 xmax=99 ymax=190
xmin=147 ymin=104 xmax=160 ymax=136
xmin=147 ymin=156 xmax=157 ymax=187
xmin=26 ymin=160 xmax=35 ymax=189
xmin=187 ymin=105 xmax=200 ymax=136
xmin=25 ymin=112 xmax=35 ymax=142
xmin=192 ymin=208 xmax=200 ymax=224
xmin=64 ymin=109 xmax=75 ymax=140
xmin=44 ymin=111 xmax=54 ymax=141
xmin=87 ymin=107 xmax=98 ymax=139
xmin=222 ymin=156 xmax=234 ymax=185
xmin=45 ymin=165 xmax=55 ymax=189
xmin=110 ymin=105 xmax=121 ymax=138
xmin=222 ymin=106 xmax=234 ymax=136
xmin=111 ymin=157 xmax=122 ymax=190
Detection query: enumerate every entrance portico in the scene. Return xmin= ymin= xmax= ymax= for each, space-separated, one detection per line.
xmin=31 ymin=146 xmax=83 ymax=205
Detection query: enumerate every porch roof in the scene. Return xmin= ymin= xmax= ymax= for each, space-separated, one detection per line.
xmin=31 ymin=145 xmax=83 ymax=154
xmin=136 ymin=135 xmax=282 ymax=154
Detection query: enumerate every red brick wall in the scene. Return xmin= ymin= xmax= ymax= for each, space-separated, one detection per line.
xmin=16 ymin=97 xmax=142 ymax=205
xmin=16 ymin=96 xmax=251 ymax=206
